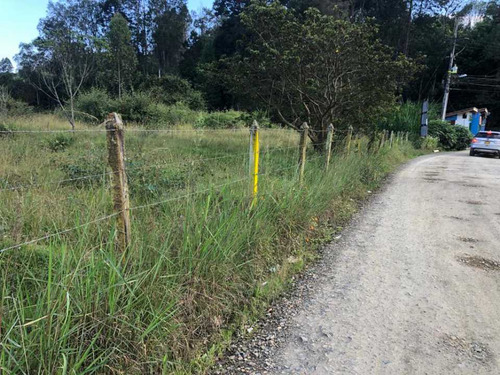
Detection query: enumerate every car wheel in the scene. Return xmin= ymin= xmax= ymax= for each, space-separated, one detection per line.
xmin=469 ymin=149 xmax=475 ymax=156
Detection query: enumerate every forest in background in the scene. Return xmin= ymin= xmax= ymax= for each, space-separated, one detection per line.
xmin=0 ymin=0 xmax=499 ymax=130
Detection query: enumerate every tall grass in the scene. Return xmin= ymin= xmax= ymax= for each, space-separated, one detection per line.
xmin=0 ymin=116 xmax=422 ymax=373
xmin=379 ymin=101 xmax=439 ymax=134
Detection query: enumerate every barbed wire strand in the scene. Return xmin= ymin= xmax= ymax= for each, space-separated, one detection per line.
xmin=1 ymin=143 xmax=326 ymax=193
xmin=0 ymin=177 xmax=250 ymax=254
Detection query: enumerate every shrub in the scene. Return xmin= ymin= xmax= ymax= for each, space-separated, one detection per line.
xmin=453 ymin=125 xmax=473 ymax=150
xmin=140 ymin=74 xmax=206 ymax=110
xmin=194 ymin=110 xmax=247 ymax=129
xmin=419 ymin=136 xmax=439 ymax=150
xmin=115 ymin=92 xmax=152 ymax=123
xmin=145 ymin=102 xmax=202 ymax=127
xmin=238 ymin=110 xmax=275 ymax=128
xmin=46 ymin=134 xmax=75 ymax=152
xmin=428 ymin=120 xmax=473 ymax=151
xmin=0 ymin=86 xmax=32 ymax=118
xmin=74 ymin=88 xmax=113 ymax=122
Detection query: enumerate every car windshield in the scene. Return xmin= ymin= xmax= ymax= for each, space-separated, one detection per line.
xmin=475 ymin=132 xmax=500 ymax=139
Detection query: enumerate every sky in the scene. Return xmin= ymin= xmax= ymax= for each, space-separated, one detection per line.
xmin=0 ymin=0 xmax=213 ymax=67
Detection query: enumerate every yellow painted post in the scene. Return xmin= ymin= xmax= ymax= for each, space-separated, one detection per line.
xmin=249 ymin=121 xmax=259 ymax=204
xmin=298 ymin=122 xmax=309 ymax=184
xmin=346 ymin=125 xmax=353 ymax=154
xmin=325 ymin=124 xmax=334 ymax=171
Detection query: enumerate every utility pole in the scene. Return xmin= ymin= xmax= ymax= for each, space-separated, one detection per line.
xmin=441 ymin=18 xmax=459 ymax=121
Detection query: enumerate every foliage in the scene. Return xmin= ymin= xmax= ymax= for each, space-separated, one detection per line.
xmin=379 ymin=101 xmax=439 ymax=134
xmin=74 ymin=88 xmax=114 ymax=121
xmin=108 ymin=12 xmax=137 ymax=99
xmin=428 ymin=120 xmax=473 ymax=150
xmin=216 ymin=3 xmax=416 ymax=146
xmin=416 ymin=136 xmax=439 ymax=150
xmin=140 ymin=74 xmax=206 ymax=110
xmin=46 ymin=134 xmax=76 ymax=152
xmin=194 ymin=110 xmax=247 ymax=128
xmin=0 ymin=86 xmax=32 ymax=118
xmin=0 ymin=58 xmax=13 ymax=73
xmin=0 ymin=115 xmax=423 ymax=373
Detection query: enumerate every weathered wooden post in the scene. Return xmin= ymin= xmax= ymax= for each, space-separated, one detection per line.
xmin=380 ymin=131 xmax=386 ymax=149
xmin=405 ymin=132 xmax=409 ymax=142
xmin=298 ymin=122 xmax=309 ymax=184
xmin=106 ymin=112 xmax=131 ymax=253
xmin=346 ymin=125 xmax=353 ymax=154
xmin=249 ymin=120 xmax=260 ymax=205
xmin=390 ymin=131 xmax=394 ymax=148
xmin=325 ymin=124 xmax=334 ymax=171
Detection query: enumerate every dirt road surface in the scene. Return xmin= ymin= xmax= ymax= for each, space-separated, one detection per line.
xmin=218 ymin=151 xmax=500 ymax=374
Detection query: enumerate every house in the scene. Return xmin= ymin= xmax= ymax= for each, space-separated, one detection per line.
xmin=445 ymin=107 xmax=489 ymax=135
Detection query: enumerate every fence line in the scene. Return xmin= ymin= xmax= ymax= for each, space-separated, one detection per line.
xmin=0 ymin=177 xmax=251 ymax=254
xmin=0 ymin=113 xmax=411 ymax=255
xmin=0 ymin=144 xmax=313 ymax=193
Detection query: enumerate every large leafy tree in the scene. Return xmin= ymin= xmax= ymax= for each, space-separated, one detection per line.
xmin=218 ymin=2 xmax=415 ymax=144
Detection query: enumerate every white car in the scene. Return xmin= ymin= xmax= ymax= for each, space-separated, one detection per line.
xmin=470 ymin=131 xmax=500 ymax=157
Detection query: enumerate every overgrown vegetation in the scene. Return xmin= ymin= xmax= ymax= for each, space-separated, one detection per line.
xmin=0 ymin=115 xmax=423 ymax=373
xmin=428 ymin=119 xmax=473 ymax=150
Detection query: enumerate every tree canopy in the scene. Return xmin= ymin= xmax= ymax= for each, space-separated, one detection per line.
xmin=1 ymin=0 xmax=498 ymax=128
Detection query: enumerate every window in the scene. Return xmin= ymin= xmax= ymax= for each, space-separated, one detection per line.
xmin=462 ymin=113 xmax=468 ymax=119
xmin=475 ymin=132 xmax=500 ymax=139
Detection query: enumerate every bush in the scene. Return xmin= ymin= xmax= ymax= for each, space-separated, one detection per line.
xmin=46 ymin=134 xmax=75 ymax=152
xmin=419 ymin=136 xmax=439 ymax=150
xmin=145 ymin=102 xmax=202 ymax=127
xmin=194 ymin=110 xmax=247 ymax=129
xmin=1 ymin=86 xmax=32 ymax=118
xmin=140 ymin=75 xmax=206 ymax=110
xmin=74 ymin=88 xmax=113 ymax=122
xmin=115 ymin=92 xmax=152 ymax=123
xmin=238 ymin=110 xmax=275 ymax=128
xmin=428 ymin=120 xmax=473 ymax=151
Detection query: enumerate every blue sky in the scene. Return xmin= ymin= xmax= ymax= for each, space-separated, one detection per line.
xmin=0 ymin=0 xmax=213 ymax=66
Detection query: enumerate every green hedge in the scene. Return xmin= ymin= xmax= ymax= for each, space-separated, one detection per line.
xmin=428 ymin=120 xmax=473 ymax=151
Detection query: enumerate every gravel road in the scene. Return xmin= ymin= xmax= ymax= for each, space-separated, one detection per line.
xmin=214 ymin=151 xmax=500 ymax=374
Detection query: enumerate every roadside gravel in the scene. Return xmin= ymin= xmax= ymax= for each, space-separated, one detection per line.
xmin=213 ymin=151 xmax=500 ymax=374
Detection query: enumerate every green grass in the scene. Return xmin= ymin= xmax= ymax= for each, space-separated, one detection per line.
xmin=0 ymin=115 xmax=423 ymax=374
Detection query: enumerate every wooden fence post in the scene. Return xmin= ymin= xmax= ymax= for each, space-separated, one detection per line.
xmin=390 ymin=131 xmax=394 ymax=148
xmin=298 ymin=122 xmax=309 ymax=184
xmin=249 ymin=120 xmax=260 ymax=205
xmin=325 ymin=124 xmax=334 ymax=171
xmin=346 ymin=125 xmax=353 ymax=154
xmin=106 ymin=112 xmax=131 ymax=253
xmin=405 ymin=132 xmax=409 ymax=142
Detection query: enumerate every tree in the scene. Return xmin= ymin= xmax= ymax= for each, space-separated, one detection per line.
xmin=217 ymin=3 xmax=415 ymax=145
xmin=16 ymin=1 xmax=96 ymax=129
xmin=151 ymin=0 xmax=191 ymax=76
xmin=109 ymin=12 xmax=137 ymax=99
xmin=0 ymin=58 xmax=13 ymax=73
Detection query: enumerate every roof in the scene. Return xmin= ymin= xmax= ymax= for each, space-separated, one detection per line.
xmin=445 ymin=107 xmax=478 ymax=117
xmin=445 ymin=107 xmax=489 ymax=117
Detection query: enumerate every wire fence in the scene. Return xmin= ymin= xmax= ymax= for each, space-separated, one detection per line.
xmin=0 ymin=114 xmax=409 ymax=255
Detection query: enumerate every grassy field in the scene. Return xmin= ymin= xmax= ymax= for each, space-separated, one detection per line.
xmin=0 ymin=114 xmax=422 ymax=374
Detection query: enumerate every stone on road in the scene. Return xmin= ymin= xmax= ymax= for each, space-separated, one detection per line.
xmin=263 ymin=152 xmax=500 ymax=374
